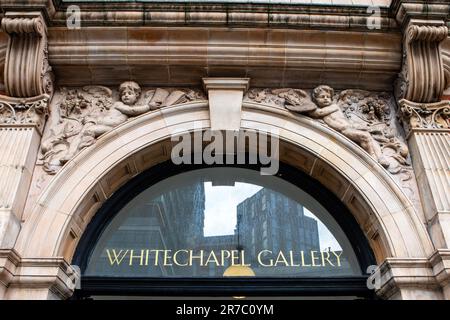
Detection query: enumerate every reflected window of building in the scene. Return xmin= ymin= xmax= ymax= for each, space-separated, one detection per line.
xmin=84 ymin=167 xmax=363 ymax=278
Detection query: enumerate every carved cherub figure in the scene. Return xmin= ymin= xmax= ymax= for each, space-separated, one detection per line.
xmin=84 ymin=81 xmax=151 ymax=138
xmin=307 ymin=85 xmax=390 ymax=168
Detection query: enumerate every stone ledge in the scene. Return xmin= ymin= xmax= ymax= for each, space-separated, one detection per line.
xmin=391 ymin=0 xmax=450 ymax=30
xmin=6 ymin=257 xmax=78 ymax=300
xmin=0 ymin=249 xmax=20 ymax=289
xmin=45 ymin=27 xmax=401 ymax=90
xmin=46 ymin=2 xmax=397 ymax=30
xmin=376 ymin=258 xmax=443 ymax=299
xmin=430 ymin=250 xmax=450 ymax=289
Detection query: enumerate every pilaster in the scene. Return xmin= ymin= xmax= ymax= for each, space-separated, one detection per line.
xmin=398 ymin=99 xmax=449 ymax=250
xmin=0 ymin=10 xmax=53 ymax=251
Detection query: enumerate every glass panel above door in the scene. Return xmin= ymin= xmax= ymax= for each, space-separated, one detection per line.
xmin=84 ymin=167 xmax=362 ymax=278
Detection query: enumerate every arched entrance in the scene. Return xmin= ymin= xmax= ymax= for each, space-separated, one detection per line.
xmin=10 ymin=101 xmax=434 ymax=299
xmin=72 ymin=161 xmax=376 ymax=299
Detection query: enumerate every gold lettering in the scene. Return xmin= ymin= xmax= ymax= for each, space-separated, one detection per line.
xmin=205 ymin=251 xmax=220 ymax=266
xmin=311 ymin=251 xmax=320 ymax=267
xmin=289 ymin=251 xmax=300 ymax=267
xmin=173 ymin=250 xmax=189 ymax=266
xmin=221 ymin=250 xmax=231 ymax=266
xmin=106 ymin=249 xmax=129 ymax=266
xmin=240 ymin=250 xmax=251 ymax=267
xmin=300 ymin=251 xmax=311 ymax=267
xmin=274 ymin=251 xmax=289 ymax=266
xmin=257 ymin=250 xmax=273 ymax=267
xmin=321 ymin=250 xmax=334 ymax=266
xmin=151 ymin=249 xmax=164 ymax=266
xmin=163 ymin=250 xmax=173 ymax=266
xmin=129 ymin=249 xmax=145 ymax=266
xmin=189 ymin=250 xmax=204 ymax=266
xmin=230 ymin=250 xmax=240 ymax=266
xmin=331 ymin=251 xmax=343 ymax=267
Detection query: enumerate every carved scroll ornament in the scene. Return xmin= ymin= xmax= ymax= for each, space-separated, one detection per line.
xmin=1 ymin=12 xmax=54 ymax=98
xmin=395 ymin=24 xmax=448 ymax=103
xmin=40 ymin=82 xmax=206 ymax=174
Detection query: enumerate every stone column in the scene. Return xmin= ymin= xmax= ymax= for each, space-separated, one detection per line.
xmin=390 ymin=2 xmax=450 ymax=298
xmin=0 ymin=11 xmax=53 ymax=298
xmin=397 ymin=99 xmax=450 ymax=299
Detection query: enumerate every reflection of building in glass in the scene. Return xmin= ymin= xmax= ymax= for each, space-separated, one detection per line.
xmin=236 ymin=188 xmax=320 ymax=264
xmin=89 ymin=182 xmax=206 ymax=277
xmin=90 ymin=182 xmax=355 ymax=278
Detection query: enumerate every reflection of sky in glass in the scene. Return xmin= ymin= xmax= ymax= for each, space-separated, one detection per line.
xmin=203 ymin=182 xmax=262 ymax=236
xmin=203 ymin=182 xmax=341 ymax=251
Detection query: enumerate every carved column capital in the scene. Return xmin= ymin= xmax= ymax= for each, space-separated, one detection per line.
xmin=395 ymin=20 xmax=449 ymax=103
xmin=398 ymin=99 xmax=449 ymax=136
xmin=1 ymin=11 xmax=54 ymax=99
xmin=0 ymin=94 xmax=50 ymax=134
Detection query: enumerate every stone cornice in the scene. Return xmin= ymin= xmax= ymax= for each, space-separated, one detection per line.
xmin=48 ymin=2 xmax=398 ymax=31
xmin=46 ymin=27 xmax=402 ymax=90
xmin=376 ymin=257 xmax=440 ymax=299
xmin=0 ymin=1 xmax=57 ymax=24
xmin=430 ymin=250 xmax=450 ymax=289
xmin=391 ymin=0 xmax=450 ymax=30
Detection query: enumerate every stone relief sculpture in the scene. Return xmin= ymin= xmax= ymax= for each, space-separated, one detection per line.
xmin=245 ymin=86 xmax=413 ymax=183
xmin=309 ymin=85 xmax=390 ymax=168
xmin=40 ymin=82 xmax=206 ymax=174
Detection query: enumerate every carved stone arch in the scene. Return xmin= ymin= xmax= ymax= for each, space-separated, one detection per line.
xmin=11 ymin=100 xmax=435 ymax=298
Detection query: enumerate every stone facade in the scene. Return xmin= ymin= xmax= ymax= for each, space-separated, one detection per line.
xmin=0 ymin=0 xmax=449 ymax=299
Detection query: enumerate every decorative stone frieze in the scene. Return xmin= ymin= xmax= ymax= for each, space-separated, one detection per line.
xmin=1 ymin=11 xmax=53 ymax=98
xmin=395 ymin=23 xmax=448 ymax=103
xmin=40 ymin=83 xmax=206 ymax=175
xmin=245 ymin=87 xmax=413 ymax=183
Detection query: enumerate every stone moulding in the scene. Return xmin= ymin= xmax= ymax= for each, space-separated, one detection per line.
xmin=376 ymin=257 xmax=443 ymax=299
xmin=48 ymin=2 xmax=396 ymax=30
xmin=45 ymin=27 xmax=402 ymax=91
xmin=1 ymin=11 xmax=54 ymax=99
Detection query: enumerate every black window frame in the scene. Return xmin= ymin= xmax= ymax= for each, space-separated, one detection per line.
xmin=72 ymin=160 xmax=376 ymax=299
